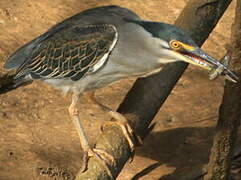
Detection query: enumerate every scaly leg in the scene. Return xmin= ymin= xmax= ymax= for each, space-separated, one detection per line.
xmin=69 ymin=93 xmax=115 ymax=177
xmin=85 ymin=91 xmax=142 ymax=154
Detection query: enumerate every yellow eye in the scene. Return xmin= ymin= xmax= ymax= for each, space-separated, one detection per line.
xmin=170 ymin=40 xmax=181 ymax=50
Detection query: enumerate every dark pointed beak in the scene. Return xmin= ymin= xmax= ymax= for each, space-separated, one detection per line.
xmin=179 ymin=47 xmax=238 ymax=83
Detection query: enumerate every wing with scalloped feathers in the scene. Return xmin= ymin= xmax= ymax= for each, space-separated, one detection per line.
xmin=15 ymin=24 xmax=118 ymax=81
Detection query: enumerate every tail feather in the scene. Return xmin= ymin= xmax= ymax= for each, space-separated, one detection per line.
xmin=0 ymin=74 xmax=32 ymax=94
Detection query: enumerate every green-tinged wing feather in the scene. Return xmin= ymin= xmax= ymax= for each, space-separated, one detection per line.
xmin=16 ymin=24 xmax=118 ymax=81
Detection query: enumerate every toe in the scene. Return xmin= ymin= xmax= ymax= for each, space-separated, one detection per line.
xmin=80 ymin=148 xmax=115 ymax=179
xmin=80 ymin=151 xmax=89 ymax=173
xmin=91 ymin=148 xmax=115 ymax=179
xmin=93 ymin=148 xmax=116 ymax=166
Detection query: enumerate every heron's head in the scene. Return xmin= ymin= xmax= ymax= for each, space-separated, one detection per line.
xmin=130 ymin=20 xmax=238 ymax=82
xmin=151 ymin=23 xmax=217 ymax=70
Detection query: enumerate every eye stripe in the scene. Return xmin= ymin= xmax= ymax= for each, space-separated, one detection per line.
xmin=169 ymin=40 xmax=196 ymax=52
xmin=179 ymin=42 xmax=195 ymax=51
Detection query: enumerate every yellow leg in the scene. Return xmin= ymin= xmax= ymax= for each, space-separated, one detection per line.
xmin=68 ymin=93 xmax=115 ymax=177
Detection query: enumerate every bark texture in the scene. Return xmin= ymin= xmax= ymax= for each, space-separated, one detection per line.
xmin=204 ymin=1 xmax=241 ymax=180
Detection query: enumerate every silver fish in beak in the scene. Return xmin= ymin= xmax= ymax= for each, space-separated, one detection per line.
xmin=209 ymin=54 xmax=238 ymax=83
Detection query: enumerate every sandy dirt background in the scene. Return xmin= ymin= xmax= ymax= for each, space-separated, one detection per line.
xmin=0 ymin=0 xmax=240 ymax=179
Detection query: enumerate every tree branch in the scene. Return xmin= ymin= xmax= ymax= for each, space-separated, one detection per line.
xmin=204 ymin=1 xmax=241 ymax=179
xmin=75 ymin=0 xmax=232 ymax=179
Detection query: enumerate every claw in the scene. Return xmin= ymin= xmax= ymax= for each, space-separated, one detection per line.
xmin=85 ymin=92 xmax=142 ymax=164
xmin=81 ymin=148 xmax=115 ymax=178
xmin=69 ymin=93 xmax=115 ymax=178
xmin=81 ymin=151 xmax=90 ymax=173
xmin=102 ymin=111 xmax=142 ymax=163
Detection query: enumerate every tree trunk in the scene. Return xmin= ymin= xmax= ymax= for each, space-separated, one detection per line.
xmin=204 ymin=1 xmax=241 ymax=180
